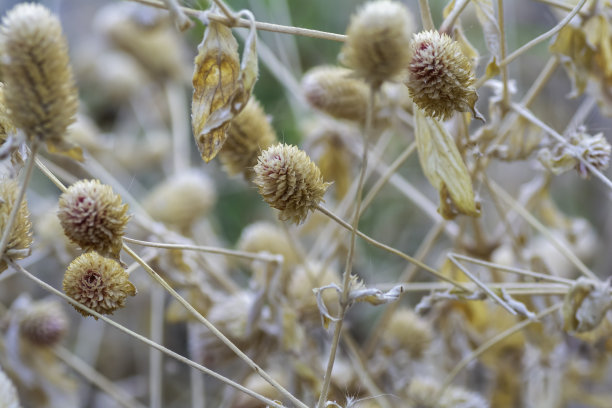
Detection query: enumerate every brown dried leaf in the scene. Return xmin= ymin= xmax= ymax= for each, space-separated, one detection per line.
xmin=191 ymin=11 xmax=258 ymax=163
xmin=414 ymin=105 xmax=480 ymax=219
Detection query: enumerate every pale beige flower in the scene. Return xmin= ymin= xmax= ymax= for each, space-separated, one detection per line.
xmin=63 ymin=252 xmax=136 ymax=318
xmin=19 ymin=299 xmax=69 ymax=347
xmin=253 ymin=144 xmax=330 ymax=224
xmin=0 ymin=178 xmax=32 ymax=272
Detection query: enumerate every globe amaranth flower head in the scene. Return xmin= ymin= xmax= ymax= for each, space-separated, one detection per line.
xmin=63 ymin=251 xmax=136 ymax=319
xmin=58 ymin=179 xmax=129 ymax=259
xmin=253 ymin=143 xmax=331 ymax=224
xmin=340 ymin=0 xmax=414 ymax=86
xmin=19 ymin=299 xmax=69 ymax=347
xmin=0 ymin=178 xmax=33 ymax=272
xmin=0 ymin=3 xmax=78 ymax=144
xmin=406 ymin=30 xmax=478 ymax=121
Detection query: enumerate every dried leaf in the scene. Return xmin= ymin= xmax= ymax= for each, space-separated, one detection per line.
xmin=563 ymin=277 xmax=612 ymax=333
xmin=472 ymin=0 xmax=501 ymax=61
xmin=414 ymin=105 xmax=480 ymax=219
xmin=550 ymin=23 xmax=594 ymax=97
xmin=46 ymin=139 xmax=84 ymax=162
xmin=485 ymin=57 xmax=500 ymax=79
xmin=191 ymin=10 xmax=258 ymax=163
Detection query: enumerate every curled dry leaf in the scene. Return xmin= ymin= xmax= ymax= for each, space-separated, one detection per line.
xmin=191 ymin=9 xmax=258 ymax=162
xmin=563 ymin=277 xmax=612 ymax=333
xmin=414 ymin=105 xmax=480 ymax=219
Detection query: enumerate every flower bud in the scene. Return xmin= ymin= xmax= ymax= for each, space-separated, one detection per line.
xmin=58 ymin=179 xmax=129 ymax=259
xmin=406 ymin=30 xmax=478 ymax=120
xmin=0 ymin=178 xmax=32 ymax=272
xmin=340 ymin=0 xmax=414 ymax=85
xmin=0 ymin=3 xmax=78 ymax=143
xmin=302 ymin=66 xmax=369 ymax=122
xmin=253 ymin=144 xmax=330 ymax=224
xmin=20 ymin=299 xmax=68 ymax=347
xmin=63 ymin=252 xmax=136 ymax=318
xmin=218 ymin=98 xmax=277 ymax=179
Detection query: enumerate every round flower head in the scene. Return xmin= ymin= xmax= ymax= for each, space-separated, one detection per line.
xmin=302 ymin=66 xmax=369 ymax=122
xmin=384 ymin=307 xmax=433 ymax=358
xmin=58 ymin=179 xmax=129 ymax=259
xmin=218 ymin=98 xmax=277 ymax=179
xmin=0 ymin=3 xmax=78 ymax=143
xmin=19 ymin=299 xmax=68 ymax=347
xmin=406 ymin=30 xmax=478 ymax=120
xmin=0 ymin=178 xmax=33 ymax=272
xmin=340 ymin=0 xmax=414 ymax=85
xmin=253 ymin=144 xmax=330 ymax=224
xmin=569 ymin=130 xmax=611 ymax=179
xmin=143 ymin=170 xmax=216 ymax=229
xmin=63 ymin=252 xmax=136 ymax=318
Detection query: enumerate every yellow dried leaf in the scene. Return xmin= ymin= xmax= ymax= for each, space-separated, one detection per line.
xmin=46 ymin=139 xmax=84 ymax=162
xmin=550 ymin=24 xmax=593 ymax=97
xmin=485 ymin=57 xmax=500 ymax=79
xmin=191 ymin=11 xmax=258 ymax=163
xmin=414 ymin=105 xmax=480 ymax=219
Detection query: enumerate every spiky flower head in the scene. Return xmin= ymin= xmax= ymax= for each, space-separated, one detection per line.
xmin=0 ymin=367 xmax=20 ymax=408
xmin=63 ymin=251 xmax=136 ymax=318
xmin=58 ymin=179 xmax=129 ymax=259
xmin=302 ymin=66 xmax=369 ymax=122
xmin=237 ymin=221 xmax=299 ymax=274
xmin=569 ymin=130 xmax=611 ymax=178
xmin=340 ymin=0 xmax=414 ymax=85
xmin=0 ymin=178 xmax=33 ymax=272
xmin=384 ymin=307 xmax=433 ymax=358
xmin=218 ymin=98 xmax=277 ymax=179
xmin=406 ymin=30 xmax=478 ymax=121
xmin=0 ymin=3 xmax=78 ymax=143
xmin=19 ymin=299 xmax=68 ymax=347
xmin=143 ymin=171 xmax=216 ymax=229
xmin=253 ymin=143 xmax=330 ymax=224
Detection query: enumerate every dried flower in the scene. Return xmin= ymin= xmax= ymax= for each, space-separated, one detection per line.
xmin=0 ymin=178 xmax=32 ymax=272
xmin=288 ymin=262 xmax=340 ymax=319
xmin=563 ymin=277 xmax=612 ymax=333
xmin=383 ymin=307 xmax=433 ymax=358
xmin=0 ymin=3 xmax=78 ymax=144
xmin=340 ymin=0 xmax=414 ymax=85
xmin=406 ymin=30 xmax=478 ymax=120
xmin=63 ymin=251 xmax=136 ymax=318
xmin=19 ymin=299 xmax=68 ymax=347
xmin=0 ymin=366 xmax=20 ymax=408
xmin=237 ymin=221 xmax=299 ymax=272
xmin=58 ymin=179 xmax=129 ymax=259
xmin=0 ymin=83 xmax=15 ymax=139
xmin=302 ymin=66 xmax=369 ymax=122
xmin=253 ymin=143 xmax=330 ymax=224
xmin=218 ymin=98 xmax=277 ymax=179
xmin=143 ymin=171 xmax=216 ymax=229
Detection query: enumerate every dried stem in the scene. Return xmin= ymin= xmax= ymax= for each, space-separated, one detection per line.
xmin=497 ymin=0 xmax=510 ymax=109
xmin=150 ymin=286 xmax=164 ymax=408
xmin=418 ymin=0 xmax=436 ymax=31
xmin=439 ymin=0 xmax=471 ymax=34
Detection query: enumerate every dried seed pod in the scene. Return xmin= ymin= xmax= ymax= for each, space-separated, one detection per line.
xmin=253 ymin=143 xmax=330 ymax=224
xmin=563 ymin=277 xmax=612 ymax=333
xmin=383 ymin=307 xmax=433 ymax=358
xmin=63 ymin=252 xmax=136 ymax=318
xmin=340 ymin=0 xmax=414 ymax=85
xmin=57 ymin=179 xmax=129 ymax=259
xmin=0 ymin=366 xmax=20 ymax=408
xmin=143 ymin=171 xmax=216 ymax=229
xmin=0 ymin=3 xmax=78 ymax=144
xmin=302 ymin=66 xmax=369 ymax=122
xmin=19 ymin=299 xmax=68 ymax=347
xmin=218 ymin=98 xmax=277 ymax=179
xmin=406 ymin=31 xmax=478 ymax=121
xmin=0 ymin=178 xmax=33 ymax=272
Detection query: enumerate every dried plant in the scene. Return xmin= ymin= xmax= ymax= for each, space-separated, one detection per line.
xmin=2 ymin=0 xmax=612 ymax=408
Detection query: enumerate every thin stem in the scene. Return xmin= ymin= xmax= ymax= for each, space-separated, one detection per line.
xmin=150 ymin=286 xmax=164 ymax=408
xmin=122 ymin=237 xmax=282 ymax=264
xmin=8 ymin=260 xmax=286 ymax=408
xmin=161 ymin=0 xmax=193 ymax=31
xmin=212 ymin=0 xmax=236 ymax=22
xmin=439 ymin=303 xmax=562 ymax=394
xmin=0 ymin=142 xmax=39 ymax=258
xmin=499 ymin=0 xmax=587 ymax=68
xmin=497 ymin=0 xmax=510 ymax=108
xmin=316 ymin=204 xmax=469 ymax=291
xmin=449 ymin=253 xmax=574 ymax=285
xmin=439 ymin=0 xmax=471 ymax=34
xmin=121 ymin=245 xmax=309 ymax=408
xmin=35 ymin=158 xmax=68 ymax=192
xmin=54 ymin=346 xmax=148 ymax=408
xmin=511 ymin=103 xmax=612 ymax=192
xmin=447 ymin=253 xmax=516 ymax=315
xmin=129 ymin=0 xmax=346 ymax=42
xmin=165 ymin=81 xmax=190 ymax=175
xmin=317 ymin=84 xmax=376 ymax=408
xmin=533 ymin=0 xmax=588 ymax=16
xmin=418 ymin=0 xmax=436 ymax=31
xmin=487 ymin=178 xmax=599 ymax=280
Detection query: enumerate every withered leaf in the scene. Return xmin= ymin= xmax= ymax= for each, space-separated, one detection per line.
xmin=191 ymin=11 xmax=258 ymax=163
xmin=414 ymin=105 xmax=480 ymax=219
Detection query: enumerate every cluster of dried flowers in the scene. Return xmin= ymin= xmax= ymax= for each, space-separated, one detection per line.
xmin=1 ymin=0 xmax=612 ymax=407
